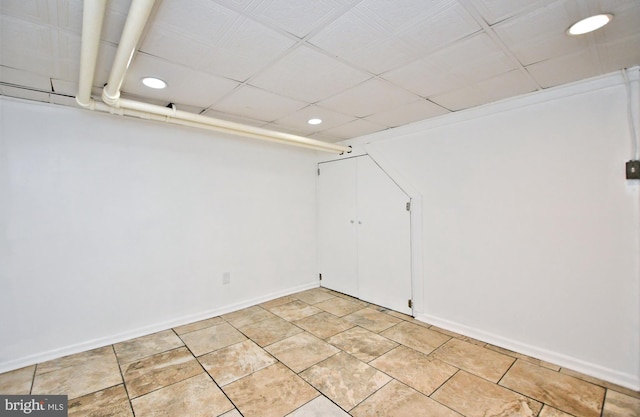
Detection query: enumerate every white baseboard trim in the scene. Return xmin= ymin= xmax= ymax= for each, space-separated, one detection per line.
xmin=416 ymin=313 xmax=640 ymax=391
xmin=0 ymin=281 xmax=319 ymax=374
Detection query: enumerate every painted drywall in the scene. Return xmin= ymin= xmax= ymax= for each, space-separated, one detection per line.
xmin=342 ymin=70 xmax=640 ymax=389
xmin=0 ymin=97 xmax=319 ymax=372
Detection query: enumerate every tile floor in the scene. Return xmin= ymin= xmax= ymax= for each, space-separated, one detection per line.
xmin=1 ymin=287 xmax=638 ymax=417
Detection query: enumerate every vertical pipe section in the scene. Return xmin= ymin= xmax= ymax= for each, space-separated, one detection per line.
xmin=102 ymin=0 xmax=156 ymax=105
xmin=76 ymin=0 xmax=108 ymax=107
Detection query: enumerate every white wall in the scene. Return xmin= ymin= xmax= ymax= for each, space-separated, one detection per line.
xmin=343 ymin=70 xmax=640 ymax=389
xmin=0 ymin=97 xmax=319 ymax=372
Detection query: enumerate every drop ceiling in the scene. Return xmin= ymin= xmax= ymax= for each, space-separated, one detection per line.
xmin=1 ymin=0 xmax=639 ymax=143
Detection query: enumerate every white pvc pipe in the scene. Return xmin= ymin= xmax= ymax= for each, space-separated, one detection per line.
xmin=79 ymin=0 xmax=350 ymax=154
xmin=76 ymin=0 xmax=108 ymax=107
xmin=102 ymin=0 xmax=156 ymax=105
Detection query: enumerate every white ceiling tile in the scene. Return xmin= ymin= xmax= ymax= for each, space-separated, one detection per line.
xmin=0 ymin=0 xmax=50 ymax=24
xmin=272 ymin=105 xmax=357 ymax=133
xmin=51 ymin=78 xmax=76 ymax=95
xmin=398 ymin=2 xmax=482 ymax=54
xmin=149 ymin=0 xmax=240 ymax=44
xmin=430 ymin=69 xmax=538 ymax=110
xmin=0 ymin=85 xmax=50 ymax=102
xmin=0 ymin=16 xmax=55 ymax=76
xmin=597 ymin=33 xmax=640 ymax=73
xmin=526 ymin=50 xmax=600 ymax=88
xmin=357 ymin=0 xmax=454 ymax=33
xmin=211 ymin=0 xmax=260 ymax=12
xmin=382 ymin=33 xmax=516 ymax=97
xmin=318 ymin=78 xmax=420 ymax=117
xmin=196 ymin=17 xmax=296 ymax=81
xmin=140 ymin=29 xmax=209 ymax=70
xmin=201 ymin=108 xmax=270 ymax=128
xmin=492 ymin=1 xmax=588 ymax=65
xmin=365 ymin=99 xmax=450 ymax=127
xmin=470 ymin=0 xmax=558 ymax=25
xmin=123 ymin=53 xmax=239 ymax=108
xmin=249 ymin=0 xmax=347 ymax=38
xmin=249 ymin=45 xmax=371 ymax=102
xmin=212 ymin=85 xmax=307 ymax=122
xmin=308 ymin=131 xmax=345 ymax=143
xmin=0 ymin=66 xmax=51 ymax=90
xmin=309 ymin=12 xmax=419 ymax=74
xmin=49 ymin=93 xmax=79 ymax=106
xmin=319 ymin=118 xmax=389 ymax=139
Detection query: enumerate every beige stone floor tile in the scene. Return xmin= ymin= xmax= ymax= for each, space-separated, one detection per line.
xmin=223 ymin=363 xmax=318 ymax=417
xmin=292 ymin=288 xmax=336 ymax=305
xmin=131 ymin=373 xmax=233 ymax=417
xmin=269 ymin=300 xmax=322 ymax=322
xmin=342 ymin=308 xmax=402 ymax=333
xmin=68 ymin=384 xmax=133 ymax=417
xmin=222 ymin=306 xmax=276 ymax=328
xmin=32 ymin=346 xmax=122 ymax=400
xmin=329 ymin=292 xmax=369 ymax=307
xmin=0 ymin=365 xmax=34 ymax=394
xmin=381 ymin=321 xmax=450 ymax=355
xmin=300 ymin=351 xmax=391 ymax=411
xmin=326 ymin=327 xmax=398 ymax=362
xmin=180 ymin=322 xmax=247 ymax=356
xmin=314 ymin=297 xmax=367 ymax=317
xmin=560 ymin=367 xmax=640 ymax=399
xmin=538 ymin=405 xmax=576 ymax=417
xmin=260 ymin=296 xmax=298 ymax=310
xmin=500 ymin=360 xmax=605 ymax=417
xmin=285 ymin=396 xmax=349 ymax=416
xmin=433 ymin=371 xmax=542 ymax=417
xmin=173 ymin=316 xmax=224 ymax=335
xmin=370 ymin=346 xmax=457 ymax=395
xmin=429 ymin=326 xmax=486 ymax=346
xmin=351 ymin=379 xmax=462 ymax=417
xmin=114 ymin=330 xmax=184 ymax=364
xmin=603 ymin=389 xmax=640 ymax=417
xmin=293 ymin=312 xmax=355 ymax=340
xmin=265 ymin=332 xmax=339 ymax=373
xmin=199 ymin=339 xmax=277 ymax=386
xmin=485 ymin=344 xmax=561 ymax=371
xmin=238 ymin=316 xmax=303 ymax=347
xmin=431 ymin=338 xmax=515 ymax=382
xmin=121 ymin=346 xmax=202 ymax=398
xmin=220 ymin=410 xmax=243 ymax=417
xmin=37 ymin=346 xmax=115 ymax=374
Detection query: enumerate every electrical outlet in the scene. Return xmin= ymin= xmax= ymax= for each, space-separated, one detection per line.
xmin=223 ymin=272 xmax=231 ymax=285
xmin=626 ymin=160 xmax=640 ymax=180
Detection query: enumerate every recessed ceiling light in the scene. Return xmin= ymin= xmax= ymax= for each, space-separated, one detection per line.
xmin=567 ymin=14 xmax=612 ymax=35
xmin=308 ymin=118 xmax=322 ymax=125
xmin=141 ymin=77 xmax=167 ymax=89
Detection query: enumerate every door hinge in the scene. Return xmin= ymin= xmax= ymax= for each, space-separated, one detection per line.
xmin=319 ymin=273 xmax=322 ymax=281
xmin=408 ymin=299 xmax=413 ymax=309
xmin=406 ymin=201 xmax=411 ymax=211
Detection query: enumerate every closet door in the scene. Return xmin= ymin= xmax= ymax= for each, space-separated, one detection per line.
xmin=317 ymin=158 xmax=358 ymax=296
xmin=357 ymin=157 xmax=412 ymax=315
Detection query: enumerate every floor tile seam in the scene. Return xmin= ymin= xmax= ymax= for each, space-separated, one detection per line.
xmin=380 ymin=378 xmax=465 ymax=417
xmin=492 ymin=367 xmax=560 ymax=415
xmin=558 ymin=367 xmax=640 ymax=396
xmin=501 ymin=359 xmax=608 ymax=410
xmin=345 ymin=377 xmax=396 ymax=413
xmin=199 ymin=364 xmax=243 ymax=417
xmin=427 ymin=343 xmax=516 ymax=383
xmin=118 ymin=345 xmax=196 ymax=372
xmin=125 ymin=370 xmax=212 ymax=405
xmin=28 ymin=363 xmax=36 ymax=395
xmin=171 ymin=320 xmax=223 ymax=336
xmin=111 ymin=344 xmax=135 ymax=413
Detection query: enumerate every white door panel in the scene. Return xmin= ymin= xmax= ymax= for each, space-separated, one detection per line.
xmin=357 ymin=157 xmax=412 ymax=315
xmin=317 ymin=158 xmax=358 ymax=296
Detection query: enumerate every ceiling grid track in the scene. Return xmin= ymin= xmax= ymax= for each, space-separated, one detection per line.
xmin=458 ymin=0 xmax=544 ymax=91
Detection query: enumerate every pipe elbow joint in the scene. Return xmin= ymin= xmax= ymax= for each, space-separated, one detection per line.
xmin=75 ymin=96 xmax=95 ymax=109
xmin=102 ymin=89 xmax=121 ymax=107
